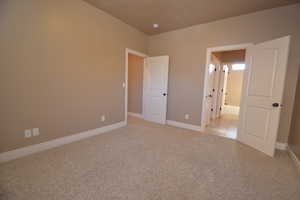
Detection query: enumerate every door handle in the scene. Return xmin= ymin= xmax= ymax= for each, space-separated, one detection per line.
xmin=163 ymin=93 xmax=167 ymax=96
xmin=272 ymin=103 xmax=279 ymax=107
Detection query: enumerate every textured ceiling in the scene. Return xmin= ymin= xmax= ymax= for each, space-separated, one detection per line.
xmin=83 ymin=0 xmax=300 ymax=35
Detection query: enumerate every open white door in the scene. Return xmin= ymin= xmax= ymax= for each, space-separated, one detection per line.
xmin=204 ymin=64 xmax=217 ymax=126
xmin=212 ymin=63 xmax=221 ymax=120
xmin=238 ymin=36 xmax=290 ymax=156
xmin=143 ymin=56 xmax=169 ymax=124
xmin=216 ymin=65 xmax=226 ymax=118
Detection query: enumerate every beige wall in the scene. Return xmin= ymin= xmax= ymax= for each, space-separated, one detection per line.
xmin=218 ymin=50 xmax=246 ymax=63
xmin=226 ymin=70 xmax=244 ymax=106
xmin=1 ymin=1 xmax=300 ymax=154
xmin=0 ymin=0 xmax=147 ymax=153
xmin=148 ymin=4 xmax=300 ymax=143
xmin=128 ymin=54 xmax=144 ymax=114
xmin=289 ymin=67 xmax=300 ymax=159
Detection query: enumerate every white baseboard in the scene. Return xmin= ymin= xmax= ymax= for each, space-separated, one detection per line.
xmin=128 ymin=112 xmax=143 ymax=119
xmin=287 ymin=145 xmax=300 ymax=172
xmin=0 ymin=121 xmax=127 ymax=163
xmin=167 ymin=120 xmax=202 ymax=132
xmin=275 ymin=142 xmax=288 ymax=150
xmin=222 ymin=105 xmax=240 ymax=115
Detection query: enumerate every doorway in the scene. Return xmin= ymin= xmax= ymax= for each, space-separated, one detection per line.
xmin=204 ymin=48 xmax=247 ymax=140
xmin=201 ymin=37 xmax=290 ymax=157
xmin=125 ymin=48 xmax=169 ymax=125
xmin=127 ymin=52 xmax=145 ymax=119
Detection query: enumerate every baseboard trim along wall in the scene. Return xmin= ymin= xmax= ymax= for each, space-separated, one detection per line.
xmin=0 ymin=121 xmax=127 ymax=163
xmin=128 ymin=112 xmax=144 ymax=119
xmin=275 ymin=142 xmax=288 ymax=150
xmin=287 ymin=146 xmax=300 ymax=172
xmin=222 ymin=105 xmax=240 ymax=115
xmin=166 ymin=120 xmax=202 ymax=132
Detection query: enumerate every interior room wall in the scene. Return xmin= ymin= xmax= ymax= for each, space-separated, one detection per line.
xmin=148 ymin=4 xmax=300 ymax=143
xmin=225 ymin=70 xmax=244 ymax=107
xmin=217 ymin=50 xmax=245 ymax=63
xmin=289 ymin=66 xmax=300 ymax=159
xmin=128 ymin=54 xmax=144 ymax=114
xmin=0 ymin=0 xmax=147 ymax=153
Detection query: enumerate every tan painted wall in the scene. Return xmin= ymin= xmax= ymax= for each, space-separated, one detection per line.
xmin=148 ymin=4 xmax=300 ymax=143
xmin=128 ymin=54 xmax=144 ymax=114
xmin=226 ymin=70 xmax=244 ymax=106
xmin=0 ymin=0 xmax=147 ymax=153
xmin=218 ymin=50 xmax=245 ymax=63
xmin=289 ymin=67 xmax=300 ymax=159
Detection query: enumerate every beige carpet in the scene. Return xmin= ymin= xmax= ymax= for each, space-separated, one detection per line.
xmin=1 ymin=117 xmax=300 ymax=200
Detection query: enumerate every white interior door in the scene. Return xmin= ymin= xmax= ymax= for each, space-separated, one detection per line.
xmin=143 ymin=56 xmax=169 ymax=124
xmin=212 ymin=63 xmax=221 ymax=120
xmin=216 ymin=66 xmax=226 ymax=118
xmin=204 ymin=64 xmax=216 ymax=126
xmin=238 ymin=36 xmax=290 ymax=156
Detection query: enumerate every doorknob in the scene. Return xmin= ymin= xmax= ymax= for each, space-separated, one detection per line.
xmin=272 ymin=103 xmax=279 ymax=107
xmin=163 ymin=93 xmax=167 ymax=96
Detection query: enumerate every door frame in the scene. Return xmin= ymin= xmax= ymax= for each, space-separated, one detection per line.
xmin=125 ymin=48 xmax=148 ymax=124
xmin=201 ymin=43 xmax=252 ymax=131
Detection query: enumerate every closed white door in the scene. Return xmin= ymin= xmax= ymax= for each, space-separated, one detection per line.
xmin=238 ymin=36 xmax=290 ymax=156
xmin=143 ymin=56 xmax=169 ymax=124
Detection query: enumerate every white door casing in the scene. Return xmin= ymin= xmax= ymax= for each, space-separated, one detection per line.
xmin=201 ymin=43 xmax=251 ymax=131
xmin=237 ymin=36 xmax=290 ymax=157
xmin=143 ymin=56 xmax=169 ymax=124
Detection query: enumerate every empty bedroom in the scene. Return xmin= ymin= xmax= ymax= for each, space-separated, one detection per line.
xmin=1 ymin=0 xmax=300 ymax=199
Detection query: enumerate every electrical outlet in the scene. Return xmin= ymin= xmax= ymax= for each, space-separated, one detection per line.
xmin=32 ymin=128 xmax=40 ymax=136
xmin=184 ymin=114 xmax=190 ymax=120
xmin=101 ymin=115 xmax=106 ymax=122
xmin=24 ymin=129 xmax=32 ymax=138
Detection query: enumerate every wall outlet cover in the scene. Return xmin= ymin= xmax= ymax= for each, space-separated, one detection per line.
xmin=32 ymin=128 xmax=40 ymax=136
xmin=101 ymin=115 xmax=106 ymax=122
xmin=24 ymin=129 xmax=32 ymax=138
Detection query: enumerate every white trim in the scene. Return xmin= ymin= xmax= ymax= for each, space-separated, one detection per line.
xmin=0 ymin=121 xmax=127 ymax=163
xmin=126 ymin=48 xmax=148 ymax=58
xmin=167 ymin=120 xmax=202 ymax=132
xmin=201 ymin=43 xmax=252 ymax=132
xmin=128 ymin=112 xmax=143 ymax=119
xmin=287 ymin=145 xmax=300 ymax=172
xmin=275 ymin=142 xmax=288 ymax=150
xmin=125 ymin=48 xmax=148 ymax=124
xmin=222 ymin=105 xmax=240 ymax=115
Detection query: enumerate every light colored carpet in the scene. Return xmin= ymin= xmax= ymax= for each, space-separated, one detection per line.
xmin=1 ymin=117 xmax=300 ymax=200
